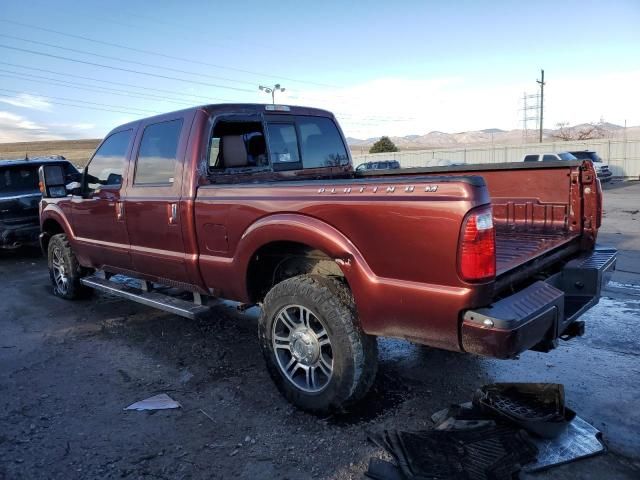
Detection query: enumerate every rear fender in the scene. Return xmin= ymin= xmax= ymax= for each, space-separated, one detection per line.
xmin=235 ymin=213 xmax=376 ymax=317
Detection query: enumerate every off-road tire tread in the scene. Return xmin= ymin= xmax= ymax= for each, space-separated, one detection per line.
xmin=258 ymin=274 xmax=378 ymax=413
xmin=48 ymin=233 xmax=91 ymax=300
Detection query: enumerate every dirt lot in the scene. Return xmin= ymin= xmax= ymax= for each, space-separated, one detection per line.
xmin=1 ymin=181 xmax=640 ymax=480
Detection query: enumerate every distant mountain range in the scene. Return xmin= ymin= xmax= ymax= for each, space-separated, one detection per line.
xmin=347 ymin=122 xmax=639 ymax=151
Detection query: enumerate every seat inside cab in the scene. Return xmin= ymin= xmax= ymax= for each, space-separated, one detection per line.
xmin=209 ymin=120 xmax=267 ymax=172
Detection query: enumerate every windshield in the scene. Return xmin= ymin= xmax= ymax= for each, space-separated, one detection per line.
xmin=0 ymin=166 xmax=40 ymax=196
xmin=558 ymin=152 xmax=578 ymax=161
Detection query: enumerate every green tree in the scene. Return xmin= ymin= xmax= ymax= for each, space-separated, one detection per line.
xmin=369 ymin=136 xmax=398 ymax=154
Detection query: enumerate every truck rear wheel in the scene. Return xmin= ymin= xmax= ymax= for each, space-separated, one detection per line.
xmin=258 ymin=274 xmax=378 ymax=414
xmin=47 ymin=233 xmax=91 ymax=300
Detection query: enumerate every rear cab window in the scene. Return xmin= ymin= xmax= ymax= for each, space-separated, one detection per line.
xmin=297 ymin=116 xmax=349 ymax=168
xmin=267 ymin=123 xmax=301 ymax=168
xmin=523 ymin=155 xmax=539 ymax=162
xmin=206 ymin=113 xmax=348 ymax=179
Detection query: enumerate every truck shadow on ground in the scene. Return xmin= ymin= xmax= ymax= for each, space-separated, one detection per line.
xmin=88 ymin=294 xmax=488 ymax=427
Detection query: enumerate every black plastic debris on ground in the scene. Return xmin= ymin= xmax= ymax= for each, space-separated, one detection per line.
xmin=369 ymin=423 xmax=537 ymax=480
xmin=366 ymin=383 xmax=606 ymax=480
xmin=473 ymin=383 xmax=575 ymax=439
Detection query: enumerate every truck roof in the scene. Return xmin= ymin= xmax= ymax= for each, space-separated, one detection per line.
xmin=114 ymin=103 xmax=335 ymax=131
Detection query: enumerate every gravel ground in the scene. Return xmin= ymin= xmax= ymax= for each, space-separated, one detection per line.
xmin=1 ymin=181 xmax=640 ymax=480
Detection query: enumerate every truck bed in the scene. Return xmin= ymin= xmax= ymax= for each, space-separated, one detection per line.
xmin=495 ymin=230 xmax=579 ymax=275
xmin=361 ymin=160 xmax=597 ymax=284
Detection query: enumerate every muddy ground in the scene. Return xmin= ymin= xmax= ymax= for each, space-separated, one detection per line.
xmin=1 ymin=181 xmax=640 ymax=480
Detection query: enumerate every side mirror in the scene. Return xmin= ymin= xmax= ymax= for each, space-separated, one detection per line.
xmin=38 ymin=165 xmax=67 ymax=198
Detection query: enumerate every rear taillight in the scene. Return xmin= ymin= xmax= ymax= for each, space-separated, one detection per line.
xmin=458 ymin=206 xmax=496 ymax=282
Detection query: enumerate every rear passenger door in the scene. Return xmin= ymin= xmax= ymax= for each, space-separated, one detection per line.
xmin=124 ymin=116 xmax=191 ymax=284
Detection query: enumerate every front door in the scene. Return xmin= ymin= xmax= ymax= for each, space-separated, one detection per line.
xmin=71 ymin=128 xmax=135 ymax=271
xmin=124 ymin=117 xmax=190 ymax=284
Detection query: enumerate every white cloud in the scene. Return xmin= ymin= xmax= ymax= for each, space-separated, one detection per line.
xmin=49 ymin=122 xmax=96 ymax=131
xmin=0 ymin=93 xmax=53 ymax=111
xmin=0 ymin=111 xmax=64 ymax=142
xmin=0 ymin=111 xmax=104 ymax=142
xmin=284 ymin=70 xmax=640 ymax=138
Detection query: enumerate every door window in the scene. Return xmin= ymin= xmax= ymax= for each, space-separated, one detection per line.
xmin=86 ymin=130 xmax=132 ymax=192
xmin=134 ymin=119 xmax=183 ymax=185
xmin=523 ymin=155 xmax=539 ymax=162
xmin=543 ymin=154 xmax=558 ymax=162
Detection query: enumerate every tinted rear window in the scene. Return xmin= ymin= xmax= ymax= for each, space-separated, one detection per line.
xmin=297 ymin=116 xmax=348 ymax=168
xmin=266 ymin=123 xmax=300 ymax=165
xmin=0 ymin=166 xmax=39 ymax=195
xmin=571 ymin=151 xmax=602 ymax=162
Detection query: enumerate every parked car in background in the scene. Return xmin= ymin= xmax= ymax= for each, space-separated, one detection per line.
xmin=0 ymin=157 xmax=78 ymax=249
xmin=523 ymin=151 xmax=612 ymax=183
xmin=569 ymin=150 xmax=612 ymax=183
xmin=355 ymin=160 xmax=400 ymax=171
xmin=522 ymin=152 xmax=578 ymax=163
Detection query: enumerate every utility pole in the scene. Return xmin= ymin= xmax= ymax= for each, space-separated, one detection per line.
xmin=259 ymin=84 xmax=286 ymax=104
xmin=536 ymin=69 xmax=545 ymax=143
xmin=521 ymin=91 xmax=540 ymax=143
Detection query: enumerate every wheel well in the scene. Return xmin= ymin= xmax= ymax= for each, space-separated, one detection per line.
xmin=41 ymin=219 xmax=64 ymax=251
xmin=247 ymin=241 xmax=345 ymax=303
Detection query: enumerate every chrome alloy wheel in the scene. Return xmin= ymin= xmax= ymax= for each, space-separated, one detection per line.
xmin=51 ymin=246 xmax=69 ymax=294
xmin=272 ymin=305 xmax=334 ymax=393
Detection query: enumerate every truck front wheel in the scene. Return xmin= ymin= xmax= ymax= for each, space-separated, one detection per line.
xmin=47 ymin=233 xmax=91 ymax=300
xmin=258 ymin=274 xmax=378 ymax=413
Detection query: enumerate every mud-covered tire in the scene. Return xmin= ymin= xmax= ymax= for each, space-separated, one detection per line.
xmin=258 ymin=274 xmax=378 ymax=414
xmin=47 ymin=233 xmax=91 ymax=300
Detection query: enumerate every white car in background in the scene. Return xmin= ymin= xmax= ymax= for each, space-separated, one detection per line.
xmin=522 ymin=151 xmax=612 ymax=182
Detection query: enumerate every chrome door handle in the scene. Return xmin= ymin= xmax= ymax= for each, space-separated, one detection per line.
xmin=115 ymin=201 xmax=124 ymax=221
xmin=168 ymin=202 xmax=178 ymax=224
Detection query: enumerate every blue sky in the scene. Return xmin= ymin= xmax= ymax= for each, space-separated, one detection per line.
xmin=0 ymin=0 xmax=638 ymax=141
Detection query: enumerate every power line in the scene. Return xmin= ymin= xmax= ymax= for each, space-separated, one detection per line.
xmin=0 ymin=44 xmax=256 ymax=94
xmin=0 ymin=88 xmax=162 ymax=115
xmin=0 ymin=18 xmax=338 ymax=88
xmin=0 ymin=61 xmax=229 ymax=102
xmin=0 ymin=33 xmax=260 ymax=87
xmin=0 ymin=70 xmax=222 ymax=106
xmin=0 ymin=93 xmax=151 ymax=116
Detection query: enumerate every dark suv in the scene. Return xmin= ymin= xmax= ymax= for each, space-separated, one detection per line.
xmin=569 ymin=150 xmax=612 ymax=183
xmin=355 ymin=160 xmax=401 ymax=172
xmin=0 ymin=157 xmax=78 ymax=249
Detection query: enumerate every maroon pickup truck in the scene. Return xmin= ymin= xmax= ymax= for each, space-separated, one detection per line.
xmin=38 ymin=104 xmax=616 ymax=413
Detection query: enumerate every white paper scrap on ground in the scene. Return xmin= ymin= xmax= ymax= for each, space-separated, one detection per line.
xmin=124 ymin=393 xmax=181 ymax=411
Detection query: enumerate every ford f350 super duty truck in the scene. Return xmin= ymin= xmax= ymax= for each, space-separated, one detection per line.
xmin=38 ymin=104 xmax=616 ymax=413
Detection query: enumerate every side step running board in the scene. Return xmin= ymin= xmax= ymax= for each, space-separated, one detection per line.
xmin=80 ymin=275 xmax=210 ymax=320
